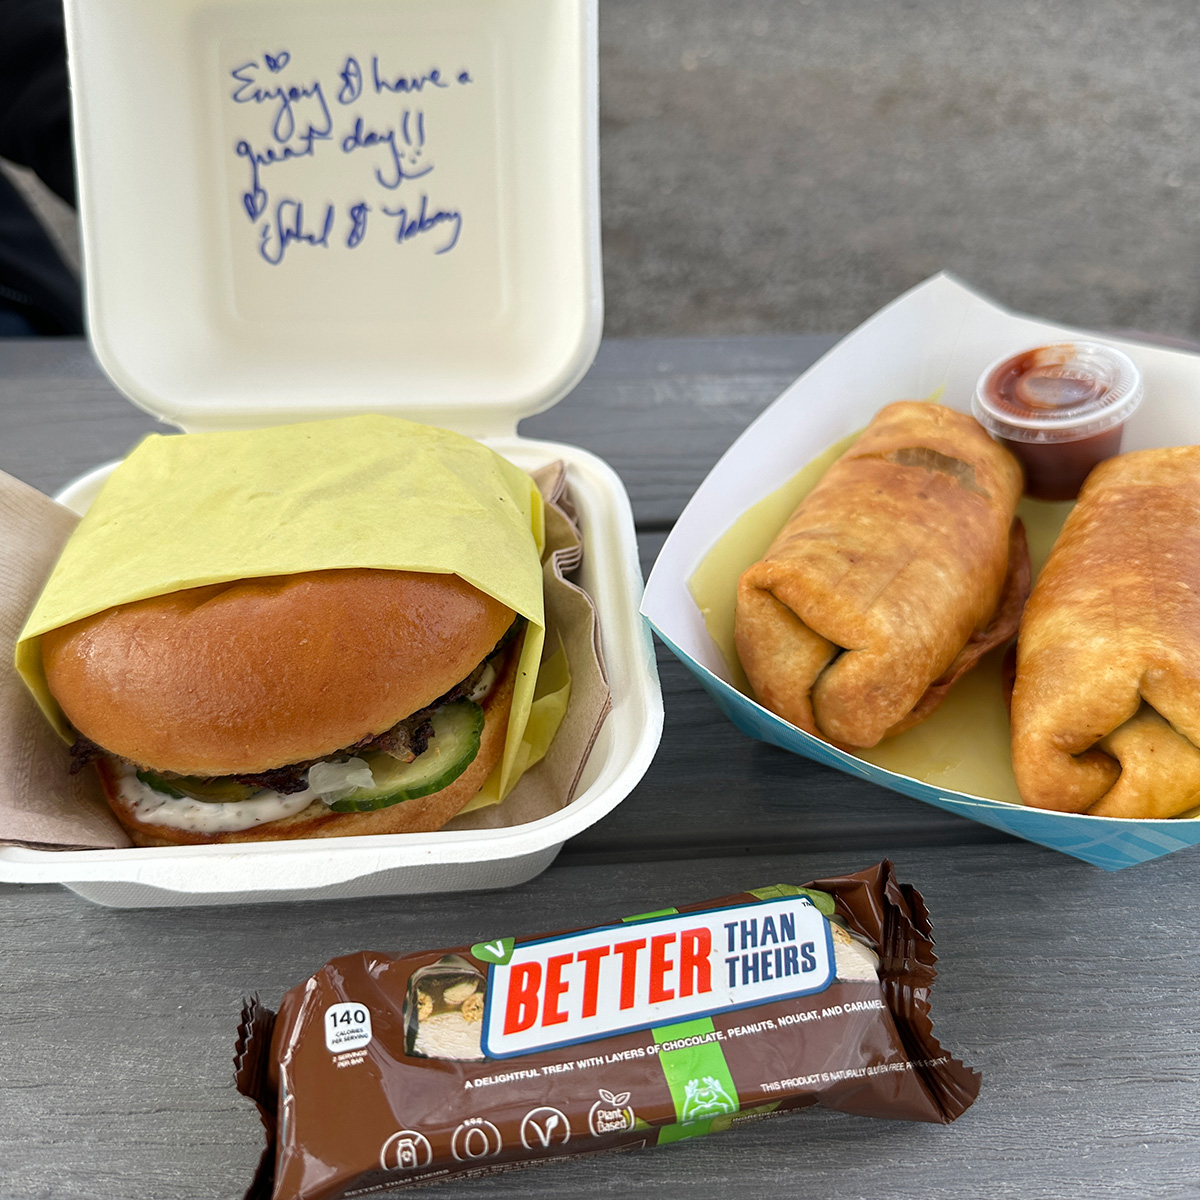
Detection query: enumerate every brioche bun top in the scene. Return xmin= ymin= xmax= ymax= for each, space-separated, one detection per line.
xmin=41 ymin=569 xmax=515 ymax=776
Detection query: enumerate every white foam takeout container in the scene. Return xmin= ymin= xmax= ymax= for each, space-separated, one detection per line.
xmin=0 ymin=0 xmax=663 ymax=905
xmin=643 ymin=273 xmax=1200 ymax=871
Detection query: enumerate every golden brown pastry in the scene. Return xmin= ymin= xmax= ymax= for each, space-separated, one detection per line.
xmin=1011 ymin=446 xmax=1200 ymax=818
xmin=735 ymin=401 xmax=1027 ymax=748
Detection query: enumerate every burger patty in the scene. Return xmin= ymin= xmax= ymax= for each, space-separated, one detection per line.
xmin=67 ymin=618 xmax=523 ymax=791
xmin=230 ymin=706 xmax=440 ymax=794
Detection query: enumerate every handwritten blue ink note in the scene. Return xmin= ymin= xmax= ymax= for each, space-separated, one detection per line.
xmin=227 ymin=49 xmax=473 ymax=267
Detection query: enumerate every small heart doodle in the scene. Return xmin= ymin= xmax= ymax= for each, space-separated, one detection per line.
xmin=242 ymin=190 xmax=267 ymax=221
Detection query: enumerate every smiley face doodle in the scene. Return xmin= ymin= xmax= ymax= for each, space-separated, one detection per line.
xmin=681 ymin=1077 xmax=737 ymax=1123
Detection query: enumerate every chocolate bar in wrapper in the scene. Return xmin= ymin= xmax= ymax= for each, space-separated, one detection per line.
xmin=235 ymin=862 xmax=979 ymax=1198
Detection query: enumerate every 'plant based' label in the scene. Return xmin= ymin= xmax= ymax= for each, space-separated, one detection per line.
xmin=481 ymin=897 xmax=835 ymax=1058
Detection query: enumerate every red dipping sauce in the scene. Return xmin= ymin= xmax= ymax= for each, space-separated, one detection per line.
xmin=972 ymin=341 xmax=1144 ymax=500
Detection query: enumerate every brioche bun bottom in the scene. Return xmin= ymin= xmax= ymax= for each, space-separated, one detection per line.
xmin=96 ymin=638 xmax=521 ymax=846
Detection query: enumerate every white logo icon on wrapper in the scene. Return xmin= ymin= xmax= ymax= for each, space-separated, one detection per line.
xmin=519 ymin=1107 xmax=571 ymax=1150
xmin=681 ymin=1077 xmax=736 ymax=1123
xmin=324 ymin=1002 xmax=372 ymax=1053
xmin=588 ymin=1089 xmax=635 ymax=1136
xmin=450 ymin=1118 xmax=502 ymax=1161
xmin=380 ymin=1130 xmax=433 ymax=1171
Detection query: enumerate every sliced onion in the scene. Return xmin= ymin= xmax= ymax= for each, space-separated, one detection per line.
xmin=307 ymin=757 xmax=376 ymax=803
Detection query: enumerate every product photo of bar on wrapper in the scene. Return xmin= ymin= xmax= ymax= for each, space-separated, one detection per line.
xmin=234 ymin=861 xmax=979 ymax=1199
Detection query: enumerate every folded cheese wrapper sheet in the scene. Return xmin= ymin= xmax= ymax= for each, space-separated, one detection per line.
xmin=0 ymin=421 xmax=610 ymax=850
xmin=234 ymin=861 xmax=979 ymax=1200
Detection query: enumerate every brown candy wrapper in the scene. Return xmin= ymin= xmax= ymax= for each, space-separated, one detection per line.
xmin=234 ymin=862 xmax=979 ymax=1199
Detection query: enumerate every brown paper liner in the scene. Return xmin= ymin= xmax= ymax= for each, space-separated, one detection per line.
xmin=0 ymin=461 xmax=609 ymax=851
xmin=448 ymin=462 xmax=612 ymax=833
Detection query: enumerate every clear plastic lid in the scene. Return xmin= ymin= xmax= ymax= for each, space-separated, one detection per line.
xmin=972 ymin=341 xmax=1144 ymax=444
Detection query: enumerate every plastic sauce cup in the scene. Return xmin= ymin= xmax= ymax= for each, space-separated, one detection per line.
xmin=971 ymin=341 xmax=1144 ymax=501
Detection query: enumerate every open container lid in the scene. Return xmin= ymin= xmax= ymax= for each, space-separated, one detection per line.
xmin=64 ymin=0 xmax=602 ymax=436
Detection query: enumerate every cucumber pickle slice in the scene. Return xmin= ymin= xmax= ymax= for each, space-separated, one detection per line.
xmin=134 ymin=699 xmax=485 ymax=811
xmin=135 ymin=771 xmax=258 ymax=804
xmin=328 ymin=700 xmax=484 ymax=813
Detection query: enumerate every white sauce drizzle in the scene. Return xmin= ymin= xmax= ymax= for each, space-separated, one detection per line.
xmin=114 ymin=761 xmax=319 ymax=834
xmin=115 ymin=666 xmax=497 ymax=835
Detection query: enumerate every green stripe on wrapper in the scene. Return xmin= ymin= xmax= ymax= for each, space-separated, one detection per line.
xmin=749 ymin=883 xmax=835 ymax=916
xmin=652 ymin=1018 xmax=740 ymax=1143
xmin=621 ymin=907 xmax=679 ymax=923
xmin=618 ymin=908 xmax=742 ymax=1144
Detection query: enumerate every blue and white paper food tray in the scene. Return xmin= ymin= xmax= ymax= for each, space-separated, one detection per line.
xmin=642 ymin=273 xmax=1200 ymax=870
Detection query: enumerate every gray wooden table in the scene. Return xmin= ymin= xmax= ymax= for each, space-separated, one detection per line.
xmin=1 ymin=338 xmax=1197 ymax=1200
